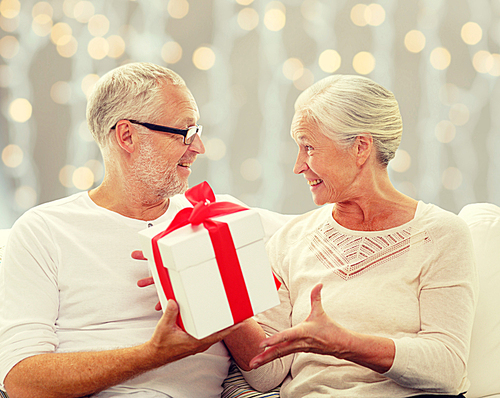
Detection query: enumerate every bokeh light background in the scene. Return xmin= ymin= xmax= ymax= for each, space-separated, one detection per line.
xmin=1 ymin=0 xmax=500 ymax=228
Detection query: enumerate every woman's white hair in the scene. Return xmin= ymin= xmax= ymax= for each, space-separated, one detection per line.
xmin=294 ymin=75 xmax=403 ymax=166
xmin=86 ymin=62 xmax=186 ymax=148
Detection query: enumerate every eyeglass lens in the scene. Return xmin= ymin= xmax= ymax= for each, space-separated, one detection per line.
xmin=186 ymin=125 xmax=202 ymax=145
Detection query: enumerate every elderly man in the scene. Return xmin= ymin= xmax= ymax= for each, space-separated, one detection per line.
xmin=0 ymin=63 xmax=289 ymax=397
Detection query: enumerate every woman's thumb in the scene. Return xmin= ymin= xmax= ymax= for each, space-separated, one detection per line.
xmin=310 ymin=283 xmax=324 ymax=312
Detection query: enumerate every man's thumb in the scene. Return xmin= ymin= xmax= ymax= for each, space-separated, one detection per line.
xmin=163 ymin=299 xmax=179 ymax=326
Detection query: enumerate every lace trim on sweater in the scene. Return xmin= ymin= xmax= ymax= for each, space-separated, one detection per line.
xmin=308 ymin=221 xmax=431 ymax=280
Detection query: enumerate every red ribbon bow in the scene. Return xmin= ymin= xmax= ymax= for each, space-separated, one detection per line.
xmin=151 ymin=181 xmax=254 ymax=331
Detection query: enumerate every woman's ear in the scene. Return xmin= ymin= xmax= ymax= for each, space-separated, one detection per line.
xmin=114 ymin=120 xmax=136 ymax=154
xmin=355 ymin=134 xmax=373 ymax=167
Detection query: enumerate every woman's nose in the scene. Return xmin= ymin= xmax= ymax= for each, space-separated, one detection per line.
xmin=293 ymin=153 xmax=308 ymax=174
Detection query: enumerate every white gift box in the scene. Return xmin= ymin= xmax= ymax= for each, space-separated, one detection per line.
xmin=138 ymin=209 xmax=280 ymax=339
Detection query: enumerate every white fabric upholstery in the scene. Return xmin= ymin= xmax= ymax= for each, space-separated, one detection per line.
xmin=458 ymin=203 xmax=500 ymax=398
xmin=0 ymin=230 xmax=9 ymax=264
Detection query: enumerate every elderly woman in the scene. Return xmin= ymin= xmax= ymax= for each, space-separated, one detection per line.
xmin=225 ymin=75 xmax=477 ymax=397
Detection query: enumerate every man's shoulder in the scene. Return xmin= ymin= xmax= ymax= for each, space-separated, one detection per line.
xmin=10 ymin=192 xmax=92 ymax=235
xmin=27 ymin=192 xmax=88 ymax=213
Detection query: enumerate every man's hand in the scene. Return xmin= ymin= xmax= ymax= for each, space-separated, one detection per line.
xmin=144 ymin=298 xmax=239 ymax=365
xmin=132 ymin=250 xmax=161 ymax=311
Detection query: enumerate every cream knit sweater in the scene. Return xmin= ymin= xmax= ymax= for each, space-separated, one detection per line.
xmin=243 ymin=201 xmax=478 ymax=398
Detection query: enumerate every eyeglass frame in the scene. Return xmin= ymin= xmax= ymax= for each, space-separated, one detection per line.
xmin=111 ymin=119 xmax=203 ymax=145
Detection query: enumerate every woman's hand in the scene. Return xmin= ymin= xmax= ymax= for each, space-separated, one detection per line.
xmin=249 ymin=283 xmax=395 ymax=373
xmin=249 ymin=283 xmax=352 ymax=369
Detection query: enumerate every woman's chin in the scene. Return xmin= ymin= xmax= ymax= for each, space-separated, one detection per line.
xmin=311 ymin=194 xmax=328 ymax=207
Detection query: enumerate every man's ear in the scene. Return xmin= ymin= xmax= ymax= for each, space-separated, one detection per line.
xmin=355 ymin=134 xmax=373 ymax=167
xmin=114 ymin=120 xmax=136 ymax=154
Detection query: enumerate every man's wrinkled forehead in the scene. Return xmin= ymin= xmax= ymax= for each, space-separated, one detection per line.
xmin=161 ymin=83 xmax=200 ymax=123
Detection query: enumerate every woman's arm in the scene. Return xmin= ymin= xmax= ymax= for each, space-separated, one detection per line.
xmin=249 ymin=284 xmax=395 ymax=373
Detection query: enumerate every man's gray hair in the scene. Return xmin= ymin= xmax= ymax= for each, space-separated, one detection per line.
xmin=294 ymin=75 xmax=403 ymax=165
xmin=86 ymin=62 xmax=186 ymax=148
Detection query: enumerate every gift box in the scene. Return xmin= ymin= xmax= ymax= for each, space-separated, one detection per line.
xmin=138 ymin=182 xmax=280 ymax=339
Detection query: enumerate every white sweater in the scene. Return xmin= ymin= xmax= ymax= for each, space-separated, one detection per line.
xmin=0 ymin=192 xmax=291 ymax=397
xmin=243 ymin=201 xmax=478 ymax=397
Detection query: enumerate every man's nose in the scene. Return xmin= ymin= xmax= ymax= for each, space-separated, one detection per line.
xmin=188 ymin=134 xmax=205 ymax=154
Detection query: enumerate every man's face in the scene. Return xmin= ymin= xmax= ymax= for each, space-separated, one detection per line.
xmin=132 ymin=84 xmax=205 ymax=201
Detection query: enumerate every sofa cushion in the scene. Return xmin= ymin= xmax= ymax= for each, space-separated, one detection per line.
xmin=0 ymin=229 xmax=9 ymax=263
xmin=458 ymin=203 xmax=500 ymax=398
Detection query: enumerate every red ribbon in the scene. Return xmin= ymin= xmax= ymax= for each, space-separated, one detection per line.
xmin=151 ymin=181 xmax=254 ymax=331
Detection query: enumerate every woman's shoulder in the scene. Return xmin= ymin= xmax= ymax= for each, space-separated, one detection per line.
xmin=416 ymin=201 xmax=471 ymax=239
xmin=269 ymin=205 xmax=333 ymax=245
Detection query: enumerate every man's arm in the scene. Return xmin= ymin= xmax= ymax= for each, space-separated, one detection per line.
xmin=4 ymin=300 xmax=235 ymax=398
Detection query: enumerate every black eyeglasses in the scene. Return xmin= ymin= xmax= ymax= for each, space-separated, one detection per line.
xmin=112 ymin=120 xmax=203 ymax=145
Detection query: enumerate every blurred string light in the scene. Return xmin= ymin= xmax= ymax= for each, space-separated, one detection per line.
xmin=237 ymin=7 xmax=259 ymax=31
xmin=167 ymin=0 xmax=189 ymax=19
xmin=264 ymin=1 xmax=286 ymax=31
xmin=0 ymin=0 xmax=20 ymax=18
xmin=81 ymin=74 xmax=100 ymax=98
xmin=430 ymin=47 xmax=451 ymax=70
xmin=32 ymin=1 xmax=52 ymax=18
xmin=107 ymin=35 xmax=126 ymax=58
xmin=73 ymin=0 xmax=95 ymax=23
xmin=390 ymin=149 xmax=411 ymax=173
xmin=0 ymin=14 xmax=18 ymax=31
xmin=461 ymin=22 xmax=482 ymax=45
xmin=442 ymin=167 xmax=463 ymax=190
xmin=205 ymin=138 xmax=227 ymax=161
xmin=449 ymin=103 xmax=470 ymax=126
xmin=2 ymin=145 xmax=23 ymax=168
xmin=14 ymin=186 xmax=37 ymax=209
xmin=240 ymin=158 xmax=262 ymax=181
xmin=435 ymin=120 xmax=456 ymax=143
xmin=0 ymin=35 xmax=18 ymax=58
xmin=161 ymin=41 xmax=182 ymax=64
xmin=350 ymin=3 xmax=386 ymax=27
xmin=193 ymin=46 xmax=216 ymax=70
xmin=1 ymin=0 xmax=500 ymax=224
xmin=404 ymin=30 xmax=426 ymax=53
xmin=50 ymin=81 xmax=72 ymax=104
xmin=72 ymin=166 xmax=94 ymax=190
xmin=282 ymin=57 xmax=303 ymax=80
xmin=353 ymin=51 xmax=376 ymax=75
xmin=9 ymin=98 xmax=32 ymax=123
xmin=88 ymin=14 xmax=110 ymax=37
xmin=88 ymin=37 xmax=109 ymax=59
xmin=318 ymin=49 xmax=341 ymax=73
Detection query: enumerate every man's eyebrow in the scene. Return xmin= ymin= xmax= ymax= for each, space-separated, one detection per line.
xmin=173 ymin=116 xmax=197 ymax=127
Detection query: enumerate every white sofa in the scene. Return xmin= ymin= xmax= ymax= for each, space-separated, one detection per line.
xmin=1 ymin=203 xmax=499 ymax=397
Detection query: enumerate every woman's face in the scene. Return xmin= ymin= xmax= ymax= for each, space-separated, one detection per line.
xmin=291 ymin=113 xmax=359 ymax=206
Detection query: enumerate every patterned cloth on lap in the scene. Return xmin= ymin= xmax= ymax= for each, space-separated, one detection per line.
xmin=222 ymin=361 xmax=280 ymax=398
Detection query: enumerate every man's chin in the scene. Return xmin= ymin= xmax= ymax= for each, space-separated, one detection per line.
xmin=164 ymin=178 xmax=189 ymax=198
